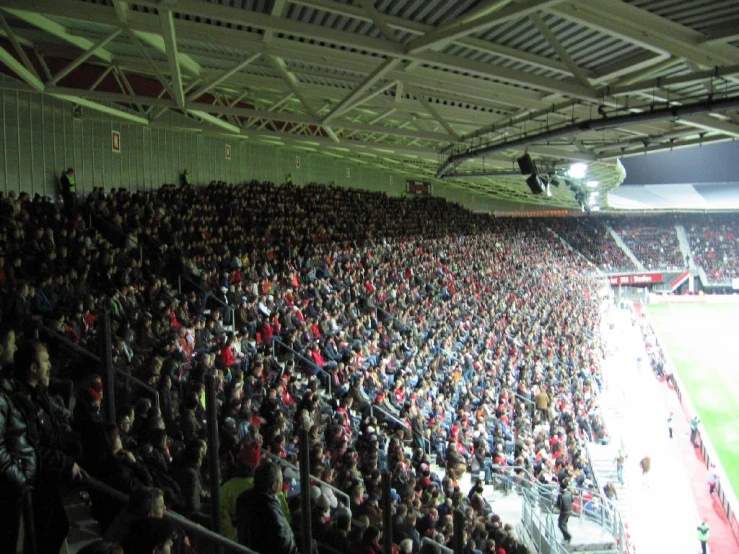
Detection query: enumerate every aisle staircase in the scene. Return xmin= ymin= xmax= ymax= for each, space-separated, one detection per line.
xmin=605 ymin=226 xmax=644 ymax=271
xmin=674 ymin=225 xmax=693 ymax=269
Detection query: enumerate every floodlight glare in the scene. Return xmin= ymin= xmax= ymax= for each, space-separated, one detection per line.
xmin=568 ymin=163 xmax=588 ymax=179
xmin=586 ymin=180 xmax=600 ymax=188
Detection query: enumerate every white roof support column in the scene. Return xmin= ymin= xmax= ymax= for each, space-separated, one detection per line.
xmin=159 ymin=9 xmax=185 ymax=108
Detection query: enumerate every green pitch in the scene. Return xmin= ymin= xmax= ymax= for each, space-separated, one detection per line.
xmin=646 ymin=302 xmax=739 ymax=499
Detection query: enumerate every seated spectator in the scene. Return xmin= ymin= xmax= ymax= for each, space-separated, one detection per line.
xmin=103 ymin=486 xmax=166 ymax=543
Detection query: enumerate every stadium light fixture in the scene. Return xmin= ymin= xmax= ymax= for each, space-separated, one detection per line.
xmin=568 ymin=163 xmax=588 ymax=179
xmin=586 ymin=180 xmax=600 ymax=188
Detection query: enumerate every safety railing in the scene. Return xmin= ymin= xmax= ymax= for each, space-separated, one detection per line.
xmin=38 ymin=325 xmax=160 ymax=411
xmin=179 ymin=272 xmax=236 ymax=333
xmin=82 ymin=475 xmax=257 ymax=554
xmin=261 ymin=451 xmax=350 ymax=509
xmin=489 ymin=464 xmax=627 ymax=552
xmin=272 ymin=339 xmax=332 ymax=397
xmin=421 ymin=537 xmax=454 ymax=554
xmin=521 ymin=489 xmax=568 ymax=554
xmin=370 ymin=403 xmax=432 ymax=458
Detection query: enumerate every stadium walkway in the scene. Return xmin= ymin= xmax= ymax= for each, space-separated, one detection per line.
xmin=655 ymin=363 xmax=739 ymax=554
xmin=604 ymin=305 xmax=739 ymax=554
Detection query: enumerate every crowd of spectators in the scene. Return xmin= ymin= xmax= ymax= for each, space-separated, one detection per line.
xmin=685 ymin=214 xmax=739 ymax=283
xmin=609 ymin=217 xmax=684 ymax=271
xmin=547 ymin=218 xmax=636 ymax=273
xmin=1 ymin=179 xmax=617 ymax=554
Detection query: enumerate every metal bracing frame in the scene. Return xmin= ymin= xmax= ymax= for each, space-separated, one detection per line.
xmin=1 ymin=0 xmax=738 ymax=208
xmin=48 ymin=28 xmax=122 ymax=86
xmin=188 ymin=54 xmax=261 ymax=102
xmin=528 ymin=13 xmax=590 ymax=88
xmin=0 ymin=12 xmax=38 ymax=77
xmin=405 ymin=0 xmax=562 ymax=55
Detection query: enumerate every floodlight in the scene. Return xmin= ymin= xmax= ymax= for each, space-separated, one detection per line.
xmin=568 ymin=163 xmax=588 ymax=179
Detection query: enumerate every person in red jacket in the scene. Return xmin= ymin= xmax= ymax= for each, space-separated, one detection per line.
xmin=220 ymin=335 xmax=238 ymax=369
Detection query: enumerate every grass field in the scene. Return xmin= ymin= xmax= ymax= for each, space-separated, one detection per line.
xmin=647 ymin=302 xmax=739 ymax=499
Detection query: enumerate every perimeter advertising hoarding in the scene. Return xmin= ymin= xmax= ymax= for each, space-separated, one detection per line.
xmin=608 ymin=273 xmax=663 ymax=286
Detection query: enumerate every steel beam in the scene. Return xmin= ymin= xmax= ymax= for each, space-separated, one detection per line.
xmin=159 ymin=10 xmax=184 ymax=108
xmin=52 ymin=93 xmax=149 ymax=124
xmin=529 ymin=13 xmax=590 ymax=88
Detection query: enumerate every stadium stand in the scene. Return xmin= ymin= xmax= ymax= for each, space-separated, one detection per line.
xmin=3 ymin=181 xmax=739 ymax=554
xmin=608 ymin=218 xmax=685 ymax=272
xmin=547 ymin=218 xmax=637 ymax=273
xmin=685 ymin=214 xmax=739 ymax=283
xmin=1 ymin=180 xmax=618 ymax=554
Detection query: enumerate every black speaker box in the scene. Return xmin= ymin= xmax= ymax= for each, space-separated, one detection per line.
xmin=517 ymin=153 xmax=537 ymax=175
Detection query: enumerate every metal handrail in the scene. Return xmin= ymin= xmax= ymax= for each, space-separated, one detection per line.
xmin=521 ymin=489 xmax=568 ymax=554
xmin=490 ymin=463 xmax=628 ymax=551
xmin=39 ymin=325 xmax=160 ymax=410
xmin=369 ymin=404 xmax=431 ymax=456
xmin=181 ymin=272 xmax=236 ymax=332
xmin=421 ymin=537 xmax=453 ymax=554
xmin=370 ymin=404 xmax=410 ymax=431
xmin=272 ymin=339 xmax=332 ymax=397
xmin=83 ymin=475 xmax=258 ymax=554
xmin=261 ymin=451 xmax=350 ymax=509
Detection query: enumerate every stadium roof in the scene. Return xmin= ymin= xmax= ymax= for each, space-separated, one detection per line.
xmin=1 ymin=0 xmax=738 ymax=210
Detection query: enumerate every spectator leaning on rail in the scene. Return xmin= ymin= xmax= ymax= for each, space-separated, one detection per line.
xmin=6 ymin=340 xmax=87 ymax=554
xmin=0 ymin=364 xmax=37 ymax=552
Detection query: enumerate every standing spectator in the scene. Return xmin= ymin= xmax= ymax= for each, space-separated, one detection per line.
xmin=60 ymin=167 xmax=77 ymax=216
xmin=555 ymin=480 xmax=573 ymax=544
xmin=697 ymin=520 xmax=710 ymax=554
xmin=0 ymin=381 xmax=37 ymax=553
xmin=708 ymin=464 xmax=718 ymax=495
xmin=236 ymin=461 xmax=300 ymax=554
xmin=690 ymin=416 xmax=700 ymax=446
xmin=639 ymin=455 xmax=651 ymax=488
xmin=10 ymin=340 xmax=86 ymax=554
xmin=614 ymin=449 xmax=626 ymax=485
xmin=667 ymin=412 xmax=673 ymax=439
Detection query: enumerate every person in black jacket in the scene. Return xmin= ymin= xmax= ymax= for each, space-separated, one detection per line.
xmin=10 ymin=340 xmax=86 ymax=554
xmin=556 ymin=480 xmax=574 ymax=544
xmin=236 ymin=461 xmax=300 ymax=554
xmin=0 ymin=385 xmax=37 ymax=553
